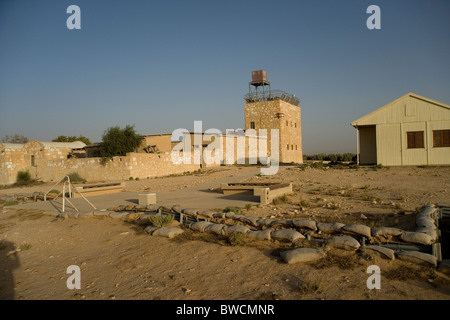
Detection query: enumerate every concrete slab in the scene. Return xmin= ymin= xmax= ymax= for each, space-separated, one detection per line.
xmin=8 ymin=167 xmax=262 ymax=212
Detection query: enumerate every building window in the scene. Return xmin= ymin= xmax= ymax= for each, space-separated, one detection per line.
xmin=286 ymin=120 xmax=289 ymax=126
xmin=291 ymin=144 xmax=294 ymax=150
xmin=295 ymin=145 xmax=298 ymax=150
xmin=250 ymin=122 xmax=255 ymax=129
xmin=433 ymin=130 xmax=450 ymax=148
xmin=295 ymin=123 xmax=297 ymax=128
xmin=31 ymin=155 xmax=35 ymax=167
xmin=287 ymin=144 xmax=289 ymax=150
xmin=407 ymin=131 xmax=424 ymax=149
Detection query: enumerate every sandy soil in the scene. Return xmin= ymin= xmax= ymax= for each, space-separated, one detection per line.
xmin=1 ymin=165 xmax=450 ymax=300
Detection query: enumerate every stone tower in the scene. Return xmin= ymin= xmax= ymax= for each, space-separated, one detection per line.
xmin=244 ymin=70 xmax=303 ymax=164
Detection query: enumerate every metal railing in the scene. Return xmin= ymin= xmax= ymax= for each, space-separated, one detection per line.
xmin=244 ymin=89 xmax=300 ymax=106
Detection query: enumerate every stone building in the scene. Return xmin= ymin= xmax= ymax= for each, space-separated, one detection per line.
xmin=244 ymin=70 xmax=303 ymax=164
xmin=0 ymin=70 xmax=303 ymax=185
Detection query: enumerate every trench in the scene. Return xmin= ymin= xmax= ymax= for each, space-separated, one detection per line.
xmin=440 ymin=207 xmax=450 ymax=260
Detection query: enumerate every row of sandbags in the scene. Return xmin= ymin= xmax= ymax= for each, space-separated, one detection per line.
xmin=168 ymin=204 xmax=440 ymax=246
xmin=104 ymin=203 xmax=440 ymax=247
xmin=280 ymin=245 xmax=438 ymax=267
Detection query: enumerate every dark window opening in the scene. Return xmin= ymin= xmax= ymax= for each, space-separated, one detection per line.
xmin=250 ymin=122 xmax=255 ymax=129
xmin=407 ymin=131 xmax=424 ymax=149
xmin=433 ymin=130 xmax=450 ymax=148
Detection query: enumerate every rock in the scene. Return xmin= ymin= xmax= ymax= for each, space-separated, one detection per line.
xmin=224 ymin=225 xmax=250 ymax=235
xmin=400 ymin=231 xmax=434 ymax=245
xmin=372 ymin=227 xmax=403 ymax=237
xmin=190 ymin=221 xmax=213 ymax=232
xmin=280 ymin=248 xmax=324 ymax=264
xmin=292 ymin=219 xmax=317 ymax=231
xmin=152 ymin=227 xmax=184 ymax=239
xmin=246 ymin=229 xmax=272 ymax=241
xmin=362 ymin=245 xmax=395 ymax=260
xmin=396 ymin=250 xmax=437 ymax=267
xmin=342 ymin=224 xmax=371 ymax=238
xmin=317 ymin=222 xmax=345 ymax=234
xmin=327 ymin=236 xmax=361 ymax=251
xmin=271 ymin=229 xmax=305 ymax=243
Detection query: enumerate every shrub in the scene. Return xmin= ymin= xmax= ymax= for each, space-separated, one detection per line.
xmin=228 ymin=232 xmax=246 ymax=246
xmin=245 ymin=204 xmax=252 ymax=211
xmin=16 ymin=170 xmax=31 ymax=183
xmin=223 ymin=206 xmax=242 ymax=215
xmin=148 ymin=214 xmax=174 ymax=228
xmin=272 ymin=195 xmax=289 ymax=205
xmin=67 ymin=172 xmax=86 ymax=183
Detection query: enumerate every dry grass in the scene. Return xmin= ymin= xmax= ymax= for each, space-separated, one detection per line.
xmin=311 ymin=251 xmax=362 ymax=270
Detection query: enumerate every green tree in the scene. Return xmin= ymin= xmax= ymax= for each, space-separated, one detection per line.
xmin=99 ymin=125 xmax=143 ymax=163
xmin=52 ymin=135 xmax=91 ymax=145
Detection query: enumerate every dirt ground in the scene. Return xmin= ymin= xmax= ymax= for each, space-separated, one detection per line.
xmin=1 ymin=165 xmax=450 ymax=300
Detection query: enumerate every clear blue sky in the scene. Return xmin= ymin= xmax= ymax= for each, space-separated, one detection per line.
xmin=1 ymin=0 xmax=449 ymax=154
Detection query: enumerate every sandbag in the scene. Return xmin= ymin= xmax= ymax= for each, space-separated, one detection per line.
xmin=197 ymin=211 xmax=216 ymax=219
xmin=257 ymin=219 xmax=274 ymax=228
xmin=317 ymin=222 xmax=345 ymax=234
xmin=271 ymin=229 xmax=305 ymax=243
xmin=190 ymin=221 xmax=214 ymax=232
xmin=144 ymin=225 xmax=159 ymax=235
xmin=212 ymin=212 xmax=226 ymax=219
xmin=225 ymin=225 xmax=250 ymax=235
xmin=183 ymin=208 xmax=199 ymax=216
xmin=225 ymin=212 xmax=238 ymax=219
xmin=246 ymin=229 xmax=272 ymax=241
xmin=269 ymin=219 xmax=293 ymax=228
xmin=241 ymin=216 xmax=259 ymax=227
xmin=342 ymin=224 xmax=371 ymax=238
xmin=171 ymin=205 xmax=185 ymax=214
xmin=371 ymin=227 xmax=403 ymax=237
xmin=152 ymin=227 xmax=184 ymax=239
xmin=109 ymin=212 xmax=128 ymax=219
xmin=400 ymin=231 xmax=433 ymax=245
xmin=327 ymin=236 xmax=361 ymax=251
xmin=416 ymin=216 xmax=436 ymax=229
xmin=204 ymin=223 xmax=226 ymax=235
xmin=292 ymin=219 xmax=317 ymax=231
xmin=396 ymin=250 xmax=437 ymax=267
xmin=145 ymin=204 xmax=161 ymax=212
xmin=415 ymin=227 xmax=438 ymax=241
xmin=280 ymin=248 xmax=324 ymax=264
xmin=362 ymin=245 xmax=395 ymax=260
